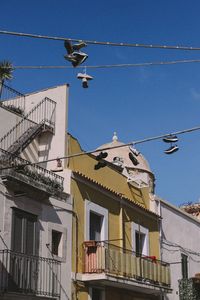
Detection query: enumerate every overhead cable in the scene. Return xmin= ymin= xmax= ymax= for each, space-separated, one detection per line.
xmin=0 ymin=124 xmax=200 ymax=171
xmin=10 ymin=59 xmax=200 ymax=70
xmin=1 ymin=29 xmax=200 ymax=51
xmin=162 ymin=239 xmax=200 ymax=259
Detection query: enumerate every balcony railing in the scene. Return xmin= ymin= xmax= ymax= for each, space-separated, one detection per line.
xmin=0 ymin=249 xmax=61 ymax=298
xmin=0 ymin=97 xmax=56 ymax=153
xmin=0 ymin=148 xmax=64 ymax=195
xmin=83 ymin=241 xmax=171 ymax=287
xmin=26 ymin=97 xmax=56 ymax=129
xmin=0 ymin=83 xmax=25 ymax=115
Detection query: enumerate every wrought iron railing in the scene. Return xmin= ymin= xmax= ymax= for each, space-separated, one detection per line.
xmin=0 ymin=97 xmax=56 ymax=153
xmin=0 ymin=83 xmax=25 ymax=115
xmin=0 ymin=249 xmax=61 ymax=298
xmin=83 ymin=241 xmax=171 ymax=287
xmin=0 ymin=118 xmax=41 ymax=152
xmin=0 ymin=148 xmax=64 ymax=194
xmin=26 ymin=97 xmax=56 ymax=128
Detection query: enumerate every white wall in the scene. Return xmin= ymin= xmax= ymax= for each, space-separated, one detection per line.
xmin=160 ymin=200 xmax=200 ymax=300
xmin=0 ymin=107 xmax=22 ymax=143
xmin=0 ymin=84 xmax=72 ymax=300
xmin=24 ymin=85 xmax=68 ymax=168
xmin=1 ymin=84 xmax=70 ymax=194
xmin=24 ymin=84 xmax=70 ymax=194
xmin=0 ymin=182 xmax=72 ymax=300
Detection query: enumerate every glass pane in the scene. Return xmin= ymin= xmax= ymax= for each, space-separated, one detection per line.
xmin=135 ymin=232 xmax=145 ymax=256
xmin=90 ymin=212 xmax=103 ymax=241
xmin=52 ymin=230 xmax=62 ymax=256
xmin=92 ymin=288 xmax=102 ymax=300
xmin=12 ymin=212 xmax=23 ymax=252
xmin=181 ymin=254 xmax=188 ymax=279
xmin=26 ymin=219 xmax=35 ymax=255
xmin=12 ymin=209 xmax=37 ymax=255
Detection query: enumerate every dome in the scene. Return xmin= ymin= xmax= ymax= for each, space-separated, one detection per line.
xmin=96 ymin=132 xmax=152 ymax=174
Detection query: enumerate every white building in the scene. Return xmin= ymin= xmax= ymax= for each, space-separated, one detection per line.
xmin=155 ymin=198 xmax=200 ymax=300
xmin=0 ymin=84 xmax=72 ymax=300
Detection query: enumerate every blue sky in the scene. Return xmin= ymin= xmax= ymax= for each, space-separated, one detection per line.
xmin=1 ymin=0 xmax=200 ymax=206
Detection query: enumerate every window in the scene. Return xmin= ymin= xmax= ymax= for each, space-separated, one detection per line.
xmin=92 ymin=288 xmax=102 ymax=300
xmin=48 ymin=225 xmax=67 ymax=260
xmin=52 ymin=230 xmax=62 ymax=256
xmin=132 ymin=223 xmax=149 ymax=256
xmin=181 ymin=254 xmax=188 ymax=279
xmin=85 ymin=200 xmax=108 ymax=241
xmin=90 ymin=212 xmax=103 ymax=241
xmin=135 ymin=231 xmax=146 ymax=256
xmin=89 ymin=287 xmax=105 ymax=300
xmin=12 ymin=208 xmax=37 ymax=255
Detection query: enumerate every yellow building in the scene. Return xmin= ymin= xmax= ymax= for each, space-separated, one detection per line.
xmin=67 ymin=133 xmax=171 ymax=300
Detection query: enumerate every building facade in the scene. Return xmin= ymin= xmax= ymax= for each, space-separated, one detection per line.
xmin=152 ymin=198 xmax=200 ymax=300
xmin=67 ymin=134 xmax=171 ymax=300
xmin=0 ymin=84 xmax=72 ymax=300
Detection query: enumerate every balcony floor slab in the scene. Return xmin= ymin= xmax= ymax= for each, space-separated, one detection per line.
xmin=77 ymin=273 xmax=172 ymax=295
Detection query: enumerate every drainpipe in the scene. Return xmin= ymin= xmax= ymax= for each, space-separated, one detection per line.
xmin=119 ymin=199 xmax=124 ymax=248
xmin=157 ymin=198 xmax=163 ymax=261
xmin=157 ymin=198 xmax=164 ymax=300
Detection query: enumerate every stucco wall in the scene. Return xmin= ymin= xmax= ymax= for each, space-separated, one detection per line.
xmin=71 ymin=178 xmax=160 ymax=274
xmin=68 ymin=134 xmax=147 ymax=208
xmin=24 ymin=85 xmax=68 ymax=172
xmin=71 ymin=178 xmax=121 ymax=273
xmin=0 ymin=181 xmax=72 ymax=300
xmin=160 ymin=201 xmax=200 ymax=300
xmin=124 ymin=205 xmax=160 ymax=257
xmin=0 ymin=107 xmax=22 ymax=143
xmin=74 ymin=283 xmax=160 ymax=300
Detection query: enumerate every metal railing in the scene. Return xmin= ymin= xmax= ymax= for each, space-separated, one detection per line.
xmin=0 ymin=249 xmax=61 ymax=298
xmin=0 ymin=118 xmax=41 ymax=152
xmin=0 ymin=83 xmax=25 ymax=114
xmin=0 ymin=97 xmax=56 ymax=152
xmin=83 ymin=241 xmax=171 ymax=287
xmin=26 ymin=97 xmax=56 ymax=128
xmin=0 ymin=148 xmax=64 ymax=194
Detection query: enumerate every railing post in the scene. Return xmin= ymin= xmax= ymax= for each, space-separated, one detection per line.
xmin=0 ymin=250 xmax=61 ymax=297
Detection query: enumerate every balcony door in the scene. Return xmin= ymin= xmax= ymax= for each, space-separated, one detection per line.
xmin=12 ymin=208 xmax=37 ymax=255
xmin=10 ymin=208 xmax=38 ymax=293
xmin=132 ymin=223 xmax=149 ymax=256
xmin=85 ymin=200 xmax=108 ymax=242
xmin=90 ymin=212 xmax=103 ymax=241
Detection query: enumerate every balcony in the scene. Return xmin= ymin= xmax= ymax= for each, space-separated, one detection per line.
xmin=82 ymin=241 xmax=171 ymax=294
xmin=0 ymin=83 xmax=25 ymax=115
xmin=0 ymin=249 xmax=61 ymax=298
xmin=0 ymin=148 xmax=64 ymax=197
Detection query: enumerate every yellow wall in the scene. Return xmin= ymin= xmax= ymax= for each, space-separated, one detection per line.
xmin=72 ymin=179 xmax=121 ymax=273
xmin=68 ymin=134 xmax=148 ymax=208
xmin=73 ymin=284 xmax=160 ymax=300
xmin=71 ymin=178 xmax=160 ymax=273
xmin=68 ymin=134 xmax=160 ymax=276
xmin=106 ymin=287 xmax=159 ymax=300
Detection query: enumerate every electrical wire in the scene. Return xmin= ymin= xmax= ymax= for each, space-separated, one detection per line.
xmin=1 ymin=29 xmax=200 ymax=51
xmin=9 ymin=59 xmax=200 ymax=70
xmin=162 ymin=239 xmax=200 ymax=262
xmin=0 ymin=124 xmax=200 ymax=171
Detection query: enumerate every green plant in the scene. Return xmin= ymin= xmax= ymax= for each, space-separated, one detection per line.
xmin=0 ymin=61 xmax=13 ymax=98
xmin=6 ymin=104 xmax=24 ymax=115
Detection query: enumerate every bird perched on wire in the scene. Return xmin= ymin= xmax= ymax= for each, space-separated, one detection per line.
xmin=64 ymin=40 xmax=88 ymax=67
